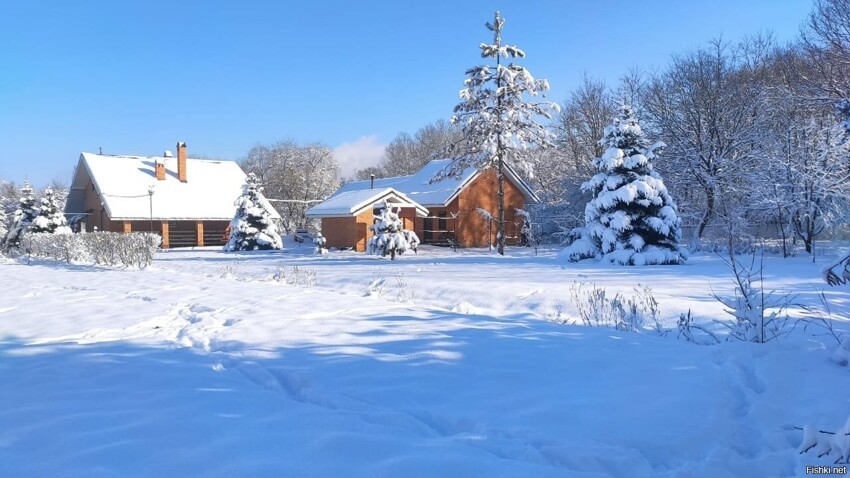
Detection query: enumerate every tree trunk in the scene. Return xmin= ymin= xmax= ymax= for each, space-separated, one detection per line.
xmin=497 ymin=157 xmax=506 ymax=256
xmin=776 ymin=204 xmax=788 ymax=258
xmin=696 ymin=186 xmax=716 ymax=239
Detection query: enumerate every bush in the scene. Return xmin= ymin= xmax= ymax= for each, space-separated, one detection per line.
xmin=567 ymin=283 xmax=662 ymax=333
xmin=21 ymin=232 xmax=161 ymax=268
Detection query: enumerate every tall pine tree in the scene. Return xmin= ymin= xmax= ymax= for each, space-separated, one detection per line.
xmin=435 ymin=11 xmax=558 ymax=255
xmin=2 ymin=181 xmax=38 ymax=250
xmin=224 ymin=173 xmax=283 ymax=251
xmin=30 ymin=188 xmax=71 ymax=234
xmin=563 ymin=105 xmax=686 ymax=265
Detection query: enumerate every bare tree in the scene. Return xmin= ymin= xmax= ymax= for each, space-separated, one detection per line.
xmin=382 ymin=120 xmax=460 ymax=177
xmin=553 ymin=75 xmax=615 ymax=170
xmin=241 ymin=141 xmax=340 ymax=234
xmin=643 ymin=39 xmax=769 ymax=239
xmin=801 ymin=0 xmax=850 ymax=105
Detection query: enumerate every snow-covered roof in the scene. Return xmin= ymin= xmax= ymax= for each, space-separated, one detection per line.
xmin=329 ymin=159 xmax=539 ymax=207
xmin=306 ymin=187 xmax=429 ymax=218
xmin=66 ymin=152 xmax=280 ymax=221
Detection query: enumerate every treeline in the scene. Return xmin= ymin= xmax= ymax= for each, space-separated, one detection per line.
xmin=353 ymin=0 xmax=850 ymax=251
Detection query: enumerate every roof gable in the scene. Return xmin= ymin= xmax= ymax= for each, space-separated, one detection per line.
xmin=66 ymin=152 xmax=280 ymax=221
xmin=306 ymin=187 xmax=428 ymax=218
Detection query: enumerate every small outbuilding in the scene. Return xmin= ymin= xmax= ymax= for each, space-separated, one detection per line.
xmin=306 ymin=187 xmax=428 ymax=252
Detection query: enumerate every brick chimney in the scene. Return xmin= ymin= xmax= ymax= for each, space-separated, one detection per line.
xmin=154 ymin=158 xmax=166 ymax=180
xmin=177 ymin=141 xmax=188 ymax=182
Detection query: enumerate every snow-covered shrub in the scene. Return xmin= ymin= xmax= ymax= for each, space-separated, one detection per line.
xmin=712 ymin=252 xmax=792 ymax=343
xmin=2 ymin=181 xmax=38 ymax=251
xmin=394 ymin=272 xmax=415 ymax=302
xmin=515 ymin=208 xmax=540 ymax=252
xmin=798 ymin=417 xmax=850 ymax=464
xmin=676 ymin=310 xmax=720 ymax=345
xmin=22 ymin=232 xmax=160 ymax=268
xmin=289 ymin=266 xmax=317 ymax=287
xmin=832 ymin=336 xmax=850 ymax=367
xmin=314 ymin=232 xmax=328 ymax=255
xmin=29 ymin=188 xmax=71 ymax=235
xmin=567 ymin=283 xmax=661 ymax=333
xmin=799 ymin=290 xmax=844 ymax=347
xmin=365 ymin=272 xmax=415 ymax=302
xmin=225 ymin=173 xmax=283 ymax=252
xmin=823 ymin=247 xmax=850 ymax=286
xmin=562 ymin=105 xmax=686 ymax=265
xmin=367 ymin=201 xmax=419 ymax=260
xmin=476 ymin=207 xmax=495 ymax=250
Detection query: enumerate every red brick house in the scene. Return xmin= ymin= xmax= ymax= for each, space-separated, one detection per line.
xmin=64 ymin=142 xmax=279 ymax=248
xmin=307 ymin=159 xmax=538 ymax=251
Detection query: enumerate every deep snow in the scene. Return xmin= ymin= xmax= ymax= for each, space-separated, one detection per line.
xmin=1 ymin=243 xmax=849 ymax=477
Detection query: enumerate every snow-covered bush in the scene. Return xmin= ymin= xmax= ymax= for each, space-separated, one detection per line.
xmin=365 ymin=271 xmax=415 ymax=302
xmin=676 ymin=310 xmax=720 ymax=345
xmin=476 ymin=207 xmax=494 ymax=250
xmin=567 ymin=283 xmax=662 ymax=333
xmin=515 ymin=207 xmax=542 ymax=254
xmin=30 ymin=188 xmax=71 ymax=234
xmin=225 ymin=173 xmax=283 ymax=252
xmin=712 ymin=252 xmax=792 ymax=343
xmin=562 ymin=105 xmax=686 ymax=265
xmin=22 ymin=232 xmax=160 ymax=268
xmin=823 ymin=247 xmax=850 ymax=286
xmin=798 ymin=417 xmax=850 ymax=464
xmin=367 ymin=201 xmax=419 ymax=260
xmin=314 ymin=232 xmax=328 ymax=255
xmin=2 ymin=181 xmax=38 ymax=251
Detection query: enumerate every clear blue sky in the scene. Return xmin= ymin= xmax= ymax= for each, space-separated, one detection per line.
xmin=0 ymin=0 xmax=812 ymax=186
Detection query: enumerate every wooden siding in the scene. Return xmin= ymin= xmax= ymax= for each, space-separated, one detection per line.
xmin=456 ymin=169 xmax=525 ymax=248
xmin=321 ymin=209 xmax=374 ymax=252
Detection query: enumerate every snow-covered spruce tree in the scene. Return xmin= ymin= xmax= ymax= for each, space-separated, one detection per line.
xmin=2 ymin=181 xmax=38 ymax=250
xmin=367 ymin=201 xmax=419 ymax=260
xmin=30 ymin=188 xmax=71 ymax=234
xmin=434 ymin=11 xmax=558 ymax=255
xmin=563 ymin=105 xmax=686 ymax=265
xmin=224 ymin=173 xmax=283 ymax=251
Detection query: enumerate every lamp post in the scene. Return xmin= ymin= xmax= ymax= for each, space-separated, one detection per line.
xmin=147 ymin=185 xmax=155 ymax=233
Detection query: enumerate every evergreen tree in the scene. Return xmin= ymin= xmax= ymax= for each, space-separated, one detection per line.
xmin=435 ymin=11 xmax=558 ymax=255
xmin=367 ymin=201 xmax=419 ymax=260
xmin=563 ymin=105 xmax=686 ymax=265
xmin=224 ymin=173 xmax=283 ymax=251
xmin=30 ymin=188 xmax=71 ymax=234
xmin=2 ymin=181 xmax=38 ymax=250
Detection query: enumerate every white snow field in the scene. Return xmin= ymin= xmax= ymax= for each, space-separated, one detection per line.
xmin=2 ymin=243 xmax=850 ymax=477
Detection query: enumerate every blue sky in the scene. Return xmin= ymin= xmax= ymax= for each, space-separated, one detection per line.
xmin=0 ymin=0 xmax=812 ymax=186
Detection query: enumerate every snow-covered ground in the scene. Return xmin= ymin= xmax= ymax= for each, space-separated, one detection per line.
xmin=2 ymin=243 xmax=850 ymax=477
